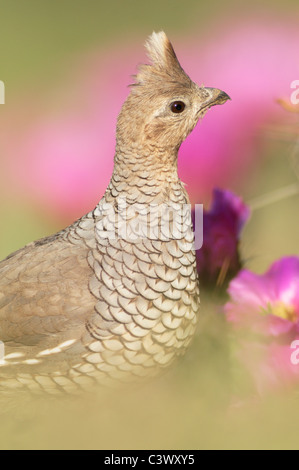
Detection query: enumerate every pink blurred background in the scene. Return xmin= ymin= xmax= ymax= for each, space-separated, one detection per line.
xmin=1 ymin=15 xmax=299 ymax=227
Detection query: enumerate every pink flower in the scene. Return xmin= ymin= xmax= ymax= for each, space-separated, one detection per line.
xmin=225 ymin=257 xmax=299 ymax=393
xmin=226 ymin=257 xmax=299 ymax=336
xmin=1 ymin=17 xmax=299 ymax=219
xmin=194 ymin=188 xmax=250 ymax=289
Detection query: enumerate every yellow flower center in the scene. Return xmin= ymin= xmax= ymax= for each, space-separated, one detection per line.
xmin=263 ymin=301 xmax=297 ymax=323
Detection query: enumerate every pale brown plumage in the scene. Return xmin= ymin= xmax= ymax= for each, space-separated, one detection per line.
xmin=0 ymin=32 xmax=230 ymax=393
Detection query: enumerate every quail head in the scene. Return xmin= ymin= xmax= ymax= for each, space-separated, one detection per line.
xmin=0 ymin=31 xmax=230 ymax=394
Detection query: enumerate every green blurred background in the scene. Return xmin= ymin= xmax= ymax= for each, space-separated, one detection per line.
xmin=0 ymin=0 xmax=299 ymax=450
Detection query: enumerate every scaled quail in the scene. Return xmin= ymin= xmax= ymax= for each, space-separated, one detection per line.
xmin=0 ymin=32 xmax=230 ymax=393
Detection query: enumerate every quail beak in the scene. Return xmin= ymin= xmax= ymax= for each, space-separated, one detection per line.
xmin=198 ymin=88 xmax=231 ymax=117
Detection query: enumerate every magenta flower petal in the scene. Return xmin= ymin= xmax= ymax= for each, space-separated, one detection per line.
xmin=225 ymin=257 xmax=299 ymax=392
xmin=210 ymin=189 xmax=251 ymax=236
xmin=268 ymin=258 xmax=299 ymax=311
xmin=226 ymin=257 xmax=299 ymax=335
xmin=195 ymin=188 xmax=250 ymax=288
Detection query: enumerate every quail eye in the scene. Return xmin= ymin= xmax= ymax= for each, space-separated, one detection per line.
xmin=170 ymin=101 xmax=186 ymax=113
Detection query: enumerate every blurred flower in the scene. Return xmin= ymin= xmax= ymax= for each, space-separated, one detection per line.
xmin=225 ymin=257 xmax=299 ymax=393
xmin=1 ymin=18 xmax=299 ymax=220
xmin=194 ymin=188 xmax=250 ymax=289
